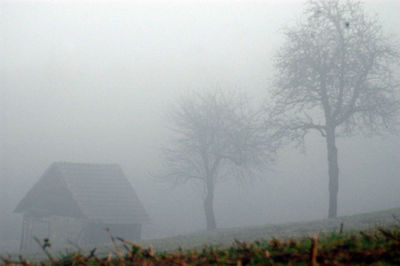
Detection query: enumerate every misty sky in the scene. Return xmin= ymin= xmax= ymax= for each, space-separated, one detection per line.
xmin=1 ymin=0 xmax=399 ymax=243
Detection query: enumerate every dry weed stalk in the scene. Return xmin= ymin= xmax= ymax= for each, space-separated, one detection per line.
xmin=310 ymin=234 xmax=319 ymax=266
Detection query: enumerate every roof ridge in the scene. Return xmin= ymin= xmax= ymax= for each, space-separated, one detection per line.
xmin=16 ymin=162 xmax=150 ymax=224
xmin=53 ymin=161 xmax=120 ymax=167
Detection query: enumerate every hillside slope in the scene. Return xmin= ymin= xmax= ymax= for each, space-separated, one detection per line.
xmin=138 ymin=207 xmax=400 ymax=251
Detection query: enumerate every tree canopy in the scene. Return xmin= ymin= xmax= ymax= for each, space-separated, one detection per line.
xmin=269 ymin=0 xmax=399 ymax=218
xmin=271 ymin=0 xmax=399 ymax=141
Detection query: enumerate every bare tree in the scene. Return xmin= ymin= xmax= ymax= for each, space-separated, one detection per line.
xmin=269 ymin=0 xmax=399 ymax=218
xmin=162 ymin=90 xmax=275 ymax=231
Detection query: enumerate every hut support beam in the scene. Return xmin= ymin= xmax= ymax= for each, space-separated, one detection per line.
xmin=19 ymin=215 xmax=32 ymax=251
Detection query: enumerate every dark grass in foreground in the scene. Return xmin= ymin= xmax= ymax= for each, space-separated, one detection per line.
xmin=3 ymin=225 xmax=400 ymax=265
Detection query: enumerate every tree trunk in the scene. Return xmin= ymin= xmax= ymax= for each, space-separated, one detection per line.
xmin=203 ymin=177 xmax=216 ymax=231
xmin=326 ymin=126 xmax=339 ymax=218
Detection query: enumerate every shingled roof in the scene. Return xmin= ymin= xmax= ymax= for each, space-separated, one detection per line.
xmin=15 ymin=162 xmax=149 ymax=224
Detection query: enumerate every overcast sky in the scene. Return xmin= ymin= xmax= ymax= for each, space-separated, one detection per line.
xmin=1 ymin=0 xmax=399 ymax=245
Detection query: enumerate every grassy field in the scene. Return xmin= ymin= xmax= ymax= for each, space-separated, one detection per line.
xmin=3 ymin=207 xmax=400 ymax=264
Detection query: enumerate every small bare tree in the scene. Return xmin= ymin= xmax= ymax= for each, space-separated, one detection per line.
xmin=269 ymin=0 xmax=399 ymax=218
xmin=162 ymin=90 xmax=275 ymax=231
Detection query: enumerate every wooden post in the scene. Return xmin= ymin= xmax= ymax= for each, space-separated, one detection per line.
xmin=19 ymin=214 xmax=33 ymax=252
xmin=19 ymin=215 xmax=26 ymax=252
xmin=47 ymin=216 xmax=51 ymax=240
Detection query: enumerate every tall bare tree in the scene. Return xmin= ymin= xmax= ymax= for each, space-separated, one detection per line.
xmin=163 ymin=90 xmax=275 ymax=231
xmin=269 ymin=0 xmax=399 ymax=218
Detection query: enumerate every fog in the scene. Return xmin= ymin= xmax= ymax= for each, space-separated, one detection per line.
xmin=1 ymin=0 xmax=399 ymax=252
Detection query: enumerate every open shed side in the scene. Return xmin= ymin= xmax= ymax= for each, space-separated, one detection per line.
xmin=15 ymin=162 xmax=149 ymax=250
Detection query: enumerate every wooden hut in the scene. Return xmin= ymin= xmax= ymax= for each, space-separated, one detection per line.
xmin=15 ymin=162 xmax=149 ymax=251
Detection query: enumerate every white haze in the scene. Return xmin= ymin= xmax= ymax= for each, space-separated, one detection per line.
xmin=1 ymin=0 xmax=399 ymax=251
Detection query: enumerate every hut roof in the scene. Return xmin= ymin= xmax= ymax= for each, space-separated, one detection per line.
xmin=15 ymin=162 xmax=149 ymax=224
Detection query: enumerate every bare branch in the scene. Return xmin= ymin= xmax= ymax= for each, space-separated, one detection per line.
xmin=160 ymin=90 xmax=276 ymax=189
xmin=270 ymin=0 xmax=399 ymax=140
